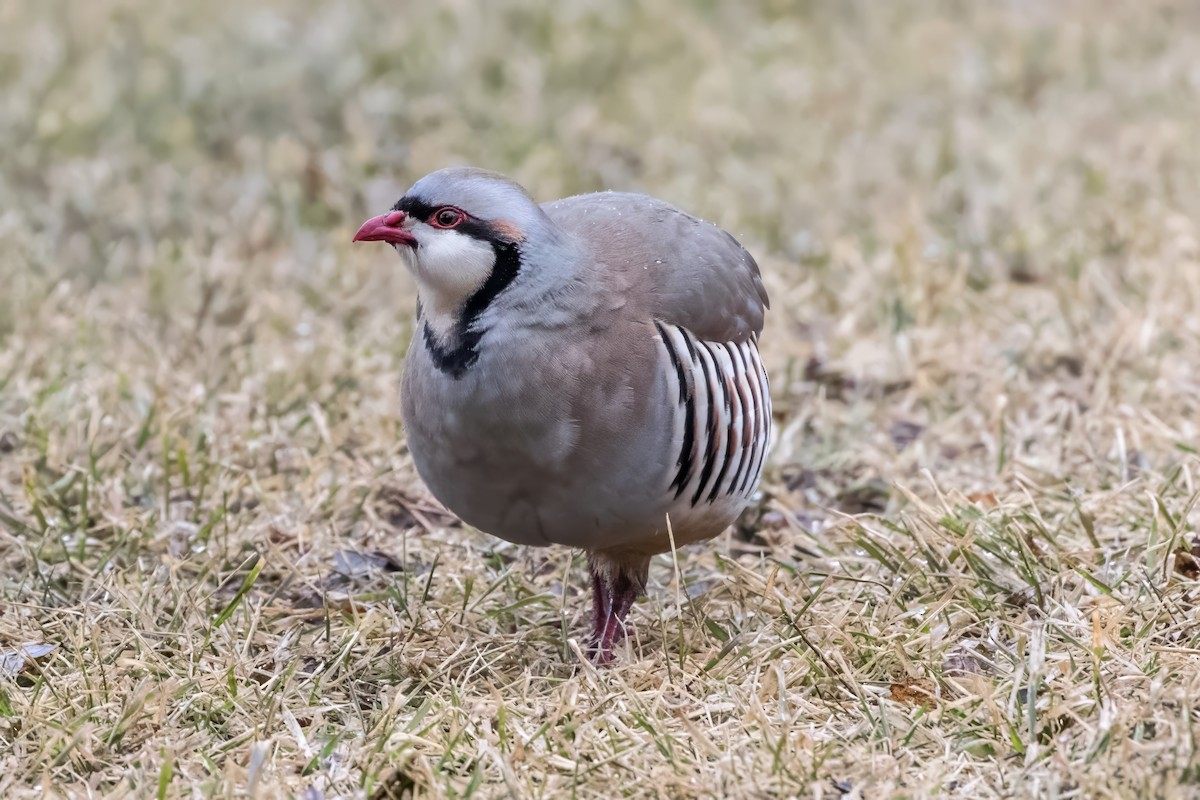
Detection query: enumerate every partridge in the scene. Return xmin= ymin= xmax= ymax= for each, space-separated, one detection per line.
xmin=353 ymin=168 xmax=770 ymax=662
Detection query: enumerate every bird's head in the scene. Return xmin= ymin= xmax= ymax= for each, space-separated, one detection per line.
xmin=353 ymin=167 xmax=549 ymax=323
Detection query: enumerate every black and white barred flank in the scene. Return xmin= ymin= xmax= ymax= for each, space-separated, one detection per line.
xmin=654 ymin=321 xmax=771 ymax=508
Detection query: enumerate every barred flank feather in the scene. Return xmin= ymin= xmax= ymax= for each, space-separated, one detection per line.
xmin=656 ymin=322 xmax=771 ymax=508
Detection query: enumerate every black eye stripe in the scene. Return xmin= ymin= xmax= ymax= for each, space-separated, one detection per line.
xmin=392 ymin=196 xmax=502 ymax=244
xmin=393 ymin=197 xmax=436 ymax=220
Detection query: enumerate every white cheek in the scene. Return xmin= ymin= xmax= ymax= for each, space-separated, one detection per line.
xmin=411 ymin=228 xmax=496 ymax=322
xmin=417 ymin=231 xmax=495 ymax=292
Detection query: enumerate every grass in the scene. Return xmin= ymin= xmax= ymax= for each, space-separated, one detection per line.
xmin=4 ymin=0 xmax=1200 ymax=796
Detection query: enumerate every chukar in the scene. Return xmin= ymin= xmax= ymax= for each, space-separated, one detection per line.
xmin=353 ymin=167 xmax=770 ymax=662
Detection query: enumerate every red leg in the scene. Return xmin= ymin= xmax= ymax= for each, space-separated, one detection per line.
xmin=589 ymin=568 xmax=612 ymax=644
xmin=606 ymin=573 xmax=638 ymax=644
xmin=589 ymin=569 xmax=642 ymax=663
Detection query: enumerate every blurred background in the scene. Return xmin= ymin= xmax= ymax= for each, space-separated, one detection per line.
xmin=4 ymin=0 xmax=1200 ymax=796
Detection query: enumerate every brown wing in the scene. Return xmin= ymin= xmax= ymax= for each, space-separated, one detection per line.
xmin=542 ymin=192 xmax=769 ymax=343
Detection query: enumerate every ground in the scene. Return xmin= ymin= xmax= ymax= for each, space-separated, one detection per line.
xmin=3 ymin=0 xmax=1200 ymax=797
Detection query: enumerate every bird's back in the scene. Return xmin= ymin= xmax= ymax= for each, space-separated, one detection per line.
xmin=542 ymin=191 xmax=768 ymax=343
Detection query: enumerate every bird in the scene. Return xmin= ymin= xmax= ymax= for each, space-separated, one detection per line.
xmin=353 ymin=167 xmax=770 ymax=662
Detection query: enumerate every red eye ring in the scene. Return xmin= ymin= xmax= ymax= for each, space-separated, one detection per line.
xmin=429 ymin=207 xmax=465 ymax=229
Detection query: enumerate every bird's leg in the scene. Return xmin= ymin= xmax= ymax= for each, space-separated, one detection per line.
xmin=586 ymin=552 xmax=649 ymax=664
xmin=589 ymin=568 xmax=613 ymax=646
xmin=605 ymin=571 xmax=638 ymax=644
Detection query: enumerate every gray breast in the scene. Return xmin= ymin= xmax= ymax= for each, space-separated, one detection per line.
xmin=400 ymin=319 xmax=679 ymax=548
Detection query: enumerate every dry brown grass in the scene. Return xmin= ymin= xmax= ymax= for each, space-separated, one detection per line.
xmin=4 ymin=0 xmax=1200 ymax=796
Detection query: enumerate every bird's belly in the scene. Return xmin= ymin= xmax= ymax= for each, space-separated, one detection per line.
xmin=404 ymin=398 xmax=751 ymax=553
xmin=405 ymin=411 xmax=584 ymax=545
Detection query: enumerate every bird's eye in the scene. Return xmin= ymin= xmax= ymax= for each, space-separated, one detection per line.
xmin=430 ymin=207 xmax=464 ymax=229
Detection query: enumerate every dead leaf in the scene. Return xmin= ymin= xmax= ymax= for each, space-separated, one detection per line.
xmin=371 ymin=768 xmax=417 ymax=800
xmin=333 ymin=549 xmax=403 ymax=579
xmin=967 ymin=491 xmax=999 ymax=508
xmin=1 ymin=643 xmax=56 ymax=677
xmin=943 ymin=648 xmax=992 ymax=676
xmin=321 ymin=593 xmax=372 ymax=615
xmin=1174 ymin=548 xmax=1200 ymax=580
xmin=889 ymin=420 xmax=924 ymax=450
xmin=889 ymin=677 xmax=938 ymax=707
xmin=1005 ymin=589 xmax=1032 ymax=608
xmin=836 ymin=479 xmax=890 ymax=513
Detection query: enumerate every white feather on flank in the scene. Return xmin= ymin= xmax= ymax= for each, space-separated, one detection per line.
xmin=654 ymin=322 xmax=771 ymax=508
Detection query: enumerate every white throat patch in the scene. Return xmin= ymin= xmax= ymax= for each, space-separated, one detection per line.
xmin=409 ymin=227 xmax=497 ymax=340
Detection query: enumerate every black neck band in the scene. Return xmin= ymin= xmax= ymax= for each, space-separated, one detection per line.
xmin=422 ymin=241 xmax=521 ymax=379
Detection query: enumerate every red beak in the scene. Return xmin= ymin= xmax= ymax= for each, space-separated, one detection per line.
xmin=353 ymin=210 xmax=417 ymax=247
